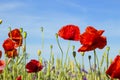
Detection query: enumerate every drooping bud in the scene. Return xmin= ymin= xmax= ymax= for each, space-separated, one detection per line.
xmin=73 ymin=51 xmax=76 ymax=58
xmin=88 ymin=55 xmax=91 ymax=60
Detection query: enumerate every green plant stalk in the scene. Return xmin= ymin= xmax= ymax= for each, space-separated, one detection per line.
xmin=64 ymin=41 xmax=70 ymax=67
xmin=23 ymin=38 xmax=27 ymax=80
xmin=94 ymin=50 xmax=96 ymax=71
xmin=40 ymin=27 xmax=44 ymax=54
xmin=106 ymin=48 xmax=110 ymax=69
xmin=74 ymin=56 xmax=81 ymax=74
xmin=56 ymin=35 xmax=64 ymax=67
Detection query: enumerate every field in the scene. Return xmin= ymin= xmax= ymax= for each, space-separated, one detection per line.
xmin=0 ymin=21 xmax=119 ymax=80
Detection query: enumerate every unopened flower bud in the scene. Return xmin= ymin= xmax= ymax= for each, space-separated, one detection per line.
xmin=88 ymin=55 xmax=91 ymax=60
xmin=40 ymin=27 xmax=44 ymax=32
xmin=72 ymin=45 xmax=75 ymax=51
xmin=55 ymin=33 xmax=58 ymax=39
xmin=37 ymin=49 xmax=41 ymax=56
xmin=20 ymin=28 xmax=23 ymax=33
xmin=8 ymin=27 xmax=11 ymax=32
xmin=73 ymin=51 xmax=76 ymax=58
xmin=23 ymin=31 xmax=27 ymax=38
xmin=81 ymin=52 xmax=84 ymax=56
xmin=0 ymin=19 xmax=2 ymax=24
xmin=50 ymin=45 xmax=53 ymax=49
xmin=106 ymin=46 xmax=110 ymax=51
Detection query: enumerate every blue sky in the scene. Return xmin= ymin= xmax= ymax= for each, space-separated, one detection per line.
xmin=0 ymin=0 xmax=120 ymax=67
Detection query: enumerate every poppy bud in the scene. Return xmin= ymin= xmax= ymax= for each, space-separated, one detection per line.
xmin=40 ymin=27 xmax=44 ymax=32
xmin=55 ymin=33 xmax=58 ymax=39
xmin=50 ymin=45 xmax=53 ymax=49
xmin=23 ymin=31 xmax=27 ymax=38
xmin=37 ymin=49 xmax=41 ymax=56
xmin=73 ymin=51 xmax=76 ymax=58
xmin=106 ymin=46 xmax=110 ymax=51
xmin=8 ymin=27 xmax=11 ymax=32
xmin=0 ymin=19 xmax=2 ymax=24
xmin=72 ymin=45 xmax=75 ymax=51
xmin=20 ymin=28 xmax=23 ymax=33
xmin=81 ymin=52 xmax=84 ymax=56
xmin=88 ymin=55 xmax=91 ymax=60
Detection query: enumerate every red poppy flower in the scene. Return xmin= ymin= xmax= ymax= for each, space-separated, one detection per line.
xmin=0 ymin=60 xmax=5 ymax=73
xmin=106 ymin=55 xmax=120 ymax=79
xmin=2 ymin=38 xmax=15 ymax=51
xmin=78 ymin=26 xmax=107 ymax=52
xmin=5 ymin=49 xmax=18 ymax=58
xmin=58 ymin=24 xmax=80 ymax=41
xmin=26 ymin=59 xmax=43 ymax=73
xmin=8 ymin=29 xmax=23 ymax=47
xmin=16 ymin=76 xmax=22 ymax=80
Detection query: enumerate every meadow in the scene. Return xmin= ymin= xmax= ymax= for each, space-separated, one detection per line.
xmin=0 ymin=20 xmax=120 ymax=80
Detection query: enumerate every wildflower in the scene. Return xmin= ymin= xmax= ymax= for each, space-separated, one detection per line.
xmin=16 ymin=76 xmax=22 ymax=80
xmin=0 ymin=60 xmax=5 ymax=73
xmin=3 ymin=38 xmax=15 ymax=51
xmin=2 ymin=38 xmax=18 ymax=58
xmin=58 ymin=24 xmax=80 ymax=41
xmin=26 ymin=59 xmax=43 ymax=73
xmin=106 ymin=55 xmax=120 ymax=79
xmin=5 ymin=49 xmax=18 ymax=58
xmin=78 ymin=26 xmax=107 ymax=52
xmin=8 ymin=29 xmax=23 ymax=47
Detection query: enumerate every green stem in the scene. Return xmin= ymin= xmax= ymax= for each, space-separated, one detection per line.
xmin=56 ymin=34 xmax=64 ymax=66
xmin=23 ymin=38 xmax=27 ymax=80
xmin=74 ymin=56 xmax=81 ymax=73
xmin=64 ymin=41 xmax=70 ymax=67
xmin=40 ymin=27 xmax=44 ymax=54
xmin=82 ymin=55 xmax=84 ymax=69
xmin=94 ymin=50 xmax=101 ymax=80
